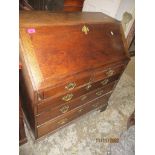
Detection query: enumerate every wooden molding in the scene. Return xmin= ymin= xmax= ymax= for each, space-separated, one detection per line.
xmin=126 ymin=20 xmax=135 ymax=49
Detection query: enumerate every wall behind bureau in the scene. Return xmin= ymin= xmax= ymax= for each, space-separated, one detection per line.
xmin=83 ymin=0 xmax=135 ymax=37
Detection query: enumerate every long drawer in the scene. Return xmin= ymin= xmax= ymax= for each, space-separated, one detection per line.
xmin=37 ymin=93 xmax=111 ymax=138
xmin=37 ymin=76 xmax=119 ymax=113
xmin=36 ymin=83 xmax=114 ymax=125
xmin=37 ymin=63 xmax=125 ymax=101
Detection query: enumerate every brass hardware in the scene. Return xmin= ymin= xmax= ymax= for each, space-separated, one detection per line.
xmin=101 ymin=79 xmax=109 ymax=85
xmin=82 ymin=25 xmax=89 ymax=35
xmin=78 ymin=108 xmax=84 ymax=113
xmin=81 ymin=95 xmax=87 ymax=101
xmin=65 ymin=82 xmax=76 ymax=90
xmin=92 ymin=103 xmax=99 ymax=108
xmin=57 ymin=118 xmax=68 ymax=125
xmin=85 ymin=84 xmax=92 ymax=90
xmin=62 ymin=93 xmax=73 ymax=102
xmin=96 ymin=90 xmax=103 ymax=96
xmin=60 ymin=105 xmax=69 ymax=113
xmin=106 ymin=69 xmax=114 ymax=77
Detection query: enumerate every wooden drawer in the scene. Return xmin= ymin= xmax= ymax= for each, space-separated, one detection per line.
xmin=37 ymin=79 xmax=117 ymax=114
xmin=38 ymin=64 xmax=124 ymax=101
xmin=36 ymin=84 xmax=114 ymax=125
xmin=37 ymin=93 xmax=110 ymax=138
xmin=40 ymin=72 xmax=92 ymax=100
xmin=94 ymin=64 xmax=125 ymax=81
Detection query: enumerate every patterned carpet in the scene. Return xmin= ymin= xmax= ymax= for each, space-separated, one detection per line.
xmin=20 ymin=73 xmax=135 ymax=155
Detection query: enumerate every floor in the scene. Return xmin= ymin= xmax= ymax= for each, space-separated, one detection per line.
xmin=20 ymin=58 xmax=135 ymax=155
xmin=124 ymin=57 xmax=135 ymax=80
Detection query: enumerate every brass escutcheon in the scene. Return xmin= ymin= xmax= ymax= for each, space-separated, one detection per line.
xmin=65 ymin=82 xmax=76 ymax=90
xmin=106 ymin=69 xmax=114 ymax=77
xmin=101 ymin=79 xmax=109 ymax=85
xmin=85 ymin=83 xmax=92 ymax=90
xmin=92 ymin=103 xmax=99 ymax=108
xmin=82 ymin=25 xmax=89 ymax=35
xmin=62 ymin=93 xmax=73 ymax=102
xmin=81 ymin=95 xmax=87 ymax=101
xmin=78 ymin=108 xmax=84 ymax=113
xmin=57 ymin=118 xmax=68 ymax=125
xmin=96 ymin=90 xmax=103 ymax=96
xmin=60 ymin=105 xmax=69 ymax=113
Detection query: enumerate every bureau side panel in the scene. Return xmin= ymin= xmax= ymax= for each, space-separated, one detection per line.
xmin=19 ymin=45 xmax=37 ymax=137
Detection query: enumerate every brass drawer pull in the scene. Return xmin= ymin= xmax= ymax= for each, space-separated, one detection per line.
xmin=92 ymin=103 xmax=99 ymax=108
xmin=81 ymin=95 xmax=87 ymax=101
xmin=57 ymin=118 xmax=68 ymax=125
xmin=60 ymin=105 xmax=69 ymax=113
xmin=96 ymin=90 xmax=103 ymax=96
xmin=62 ymin=93 xmax=73 ymax=102
xmin=85 ymin=84 xmax=92 ymax=90
xmin=65 ymin=82 xmax=76 ymax=90
xmin=106 ymin=69 xmax=114 ymax=77
xmin=78 ymin=108 xmax=84 ymax=113
xmin=101 ymin=79 xmax=109 ymax=85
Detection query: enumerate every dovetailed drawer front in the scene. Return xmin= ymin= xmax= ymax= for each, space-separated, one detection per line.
xmin=37 ymin=93 xmax=110 ymax=138
xmin=94 ymin=64 xmax=125 ymax=81
xmin=37 ymin=78 xmax=118 ymax=114
xmin=36 ymin=83 xmax=114 ymax=125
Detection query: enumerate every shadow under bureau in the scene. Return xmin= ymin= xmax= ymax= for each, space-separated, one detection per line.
xmin=19 ymin=11 xmax=130 ymax=139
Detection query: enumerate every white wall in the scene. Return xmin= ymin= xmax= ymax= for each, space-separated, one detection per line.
xmin=83 ymin=0 xmax=135 ymax=37
xmin=116 ymin=0 xmax=135 ymax=37
xmin=83 ymin=0 xmax=122 ymax=18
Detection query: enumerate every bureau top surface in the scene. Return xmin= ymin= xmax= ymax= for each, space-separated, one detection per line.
xmin=20 ymin=11 xmax=129 ymax=90
xmin=20 ymin=11 xmax=118 ymax=27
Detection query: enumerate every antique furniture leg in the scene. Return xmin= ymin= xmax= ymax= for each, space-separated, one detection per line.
xmin=100 ymin=103 xmax=108 ymax=112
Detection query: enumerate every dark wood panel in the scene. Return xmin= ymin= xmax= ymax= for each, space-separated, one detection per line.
xmin=19 ymin=97 xmax=27 ymax=146
xmin=64 ymin=6 xmax=82 ymax=12
xmin=20 ymin=72 xmax=36 ymax=136
xmin=64 ymin=0 xmax=84 ymax=7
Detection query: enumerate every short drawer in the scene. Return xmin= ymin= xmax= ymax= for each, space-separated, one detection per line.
xmin=94 ymin=64 xmax=126 ymax=81
xmin=37 ymin=93 xmax=110 ymax=138
xmin=39 ymin=72 xmax=92 ymax=101
xmin=36 ymin=84 xmax=113 ymax=125
xmin=37 ymin=79 xmax=117 ymax=114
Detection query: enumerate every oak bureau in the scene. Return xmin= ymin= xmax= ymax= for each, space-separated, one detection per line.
xmin=19 ymin=11 xmax=130 ymax=139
